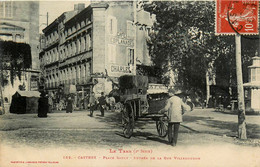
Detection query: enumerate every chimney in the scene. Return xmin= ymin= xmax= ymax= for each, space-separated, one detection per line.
xmin=74 ymin=3 xmax=85 ymax=12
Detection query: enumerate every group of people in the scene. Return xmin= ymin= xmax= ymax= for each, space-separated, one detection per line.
xmin=38 ymin=88 xmax=192 ymax=147
xmin=38 ymin=90 xmax=112 ymax=117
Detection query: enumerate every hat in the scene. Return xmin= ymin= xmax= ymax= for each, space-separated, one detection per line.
xmin=174 ymin=90 xmax=183 ymax=95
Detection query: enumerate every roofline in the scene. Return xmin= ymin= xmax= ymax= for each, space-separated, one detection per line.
xmin=42 ymin=13 xmax=66 ymax=33
xmin=65 ymin=3 xmax=109 ymax=26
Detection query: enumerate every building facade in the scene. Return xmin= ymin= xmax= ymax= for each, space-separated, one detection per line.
xmin=0 ymin=1 xmax=40 ymax=111
xmin=0 ymin=1 xmax=39 ymax=69
xmin=39 ymin=2 xmax=155 ymax=106
xmin=244 ymin=56 xmax=260 ymax=112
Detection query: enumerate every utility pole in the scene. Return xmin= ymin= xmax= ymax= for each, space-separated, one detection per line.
xmin=206 ymin=70 xmax=210 ymax=107
xmin=235 ymin=34 xmax=247 ymax=139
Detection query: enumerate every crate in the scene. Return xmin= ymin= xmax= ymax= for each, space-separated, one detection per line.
xmin=148 ymin=97 xmax=168 ymax=114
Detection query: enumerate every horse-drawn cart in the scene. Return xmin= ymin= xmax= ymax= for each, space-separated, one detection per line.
xmin=118 ymin=75 xmax=169 ymax=138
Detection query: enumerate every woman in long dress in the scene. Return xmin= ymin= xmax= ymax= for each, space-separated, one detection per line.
xmin=66 ymin=95 xmax=73 ymax=113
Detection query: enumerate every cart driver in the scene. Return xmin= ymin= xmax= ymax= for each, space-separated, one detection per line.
xmin=159 ymin=89 xmax=191 ymax=146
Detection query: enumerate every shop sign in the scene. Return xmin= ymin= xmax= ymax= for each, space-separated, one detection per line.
xmin=111 ymin=65 xmax=131 ymax=73
xmin=109 ymin=32 xmax=134 ymax=47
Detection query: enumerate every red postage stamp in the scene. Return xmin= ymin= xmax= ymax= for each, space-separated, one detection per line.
xmin=216 ymin=0 xmax=259 ymax=35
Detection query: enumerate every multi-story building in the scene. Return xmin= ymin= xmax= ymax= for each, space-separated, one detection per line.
xmin=0 ymin=1 xmax=40 ymax=110
xmin=39 ymin=2 xmax=155 ymax=106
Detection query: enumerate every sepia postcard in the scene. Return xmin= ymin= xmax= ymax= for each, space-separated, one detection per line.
xmin=0 ymin=0 xmax=259 ymax=167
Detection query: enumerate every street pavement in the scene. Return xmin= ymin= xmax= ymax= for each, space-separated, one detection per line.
xmin=0 ymin=108 xmax=259 ymax=148
xmin=0 ymin=108 xmax=260 ymax=167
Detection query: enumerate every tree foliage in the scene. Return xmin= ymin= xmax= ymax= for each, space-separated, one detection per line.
xmin=144 ymin=1 xmax=259 ymax=96
xmin=0 ymin=41 xmax=32 ymax=86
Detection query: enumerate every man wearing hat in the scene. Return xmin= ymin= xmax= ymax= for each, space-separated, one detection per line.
xmin=160 ymin=89 xmax=191 ymax=146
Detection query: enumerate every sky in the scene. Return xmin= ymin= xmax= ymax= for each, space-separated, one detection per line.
xmin=39 ymin=1 xmax=91 ymax=33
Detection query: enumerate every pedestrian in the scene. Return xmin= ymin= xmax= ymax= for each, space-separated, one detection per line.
xmin=38 ymin=91 xmax=48 ymax=118
xmin=66 ymin=95 xmax=74 ymax=113
xmin=48 ymin=94 xmax=53 ymax=113
xmin=98 ymin=92 xmax=106 ymax=117
xmin=106 ymin=96 xmax=116 ymax=111
xmin=84 ymin=94 xmax=89 ymax=109
xmin=89 ymin=92 xmax=96 ymax=117
xmin=186 ymin=96 xmax=194 ymax=111
xmin=160 ymin=89 xmax=191 ymax=146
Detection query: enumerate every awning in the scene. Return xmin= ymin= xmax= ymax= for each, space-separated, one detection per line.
xmin=147 ymin=84 xmax=168 ymax=94
xmin=16 ymin=91 xmax=41 ymax=97
xmin=243 ymin=82 xmax=260 ymax=89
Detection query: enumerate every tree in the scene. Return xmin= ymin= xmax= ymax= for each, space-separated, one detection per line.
xmin=0 ymin=41 xmax=32 ymax=85
xmin=144 ymin=1 xmax=259 ymax=140
xmin=0 ymin=40 xmax=32 ymax=114
xmin=144 ymin=1 xmax=232 ymax=98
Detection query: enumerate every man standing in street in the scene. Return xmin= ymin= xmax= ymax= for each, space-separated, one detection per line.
xmin=98 ymin=92 xmax=106 ymax=117
xmin=160 ymin=89 xmax=191 ymax=146
xmin=89 ymin=92 xmax=96 ymax=117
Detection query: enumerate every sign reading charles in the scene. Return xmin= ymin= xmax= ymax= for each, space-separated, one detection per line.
xmin=216 ymin=0 xmax=259 ymax=35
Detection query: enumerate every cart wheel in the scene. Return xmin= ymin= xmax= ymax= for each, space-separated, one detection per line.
xmin=122 ymin=103 xmax=134 ymax=138
xmin=156 ymin=117 xmax=168 ymax=137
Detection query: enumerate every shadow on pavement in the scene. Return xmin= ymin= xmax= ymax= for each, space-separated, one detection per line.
xmin=212 ymin=110 xmax=237 ymax=115
xmin=94 ymin=111 xmax=122 ymax=128
xmin=114 ymin=130 xmax=170 ymax=145
xmin=96 ymin=110 xmax=260 ymax=142
xmin=180 ymin=124 xmax=200 ymax=133
xmin=132 ymin=131 xmax=170 ymax=145
xmin=183 ymin=115 xmax=260 ymax=139
xmin=94 ymin=111 xmax=156 ymax=130
xmin=183 ymin=115 xmax=214 ymax=122
xmin=114 ymin=131 xmax=125 ymax=138
xmin=146 ymin=136 xmax=170 ymax=145
xmin=204 ymin=119 xmax=260 ymax=139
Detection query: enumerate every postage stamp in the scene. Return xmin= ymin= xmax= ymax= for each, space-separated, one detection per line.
xmin=216 ymin=0 xmax=259 ymax=35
